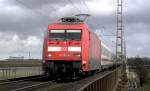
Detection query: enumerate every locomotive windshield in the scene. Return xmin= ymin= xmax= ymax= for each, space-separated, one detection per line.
xmin=49 ymin=30 xmax=65 ymax=40
xmin=49 ymin=30 xmax=81 ymax=41
xmin=66 ymin=30 xmax=81 ymax=40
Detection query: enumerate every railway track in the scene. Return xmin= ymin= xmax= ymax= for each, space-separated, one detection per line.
xmin=0 ymin=75 xmax=54 ymax=91
xmin=11 ymin=81 xmax=54 ymax=91
xmin=0 ymin=68 xmax=119 ymax=91
xmin=0 ymin=75 xmax=46 ymax=85
xmin=36 ymin=70 xmax=113 ymax=91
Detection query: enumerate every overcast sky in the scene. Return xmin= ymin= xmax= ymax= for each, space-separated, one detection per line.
xmin=0 ymin=0 xmax=150 ymax=59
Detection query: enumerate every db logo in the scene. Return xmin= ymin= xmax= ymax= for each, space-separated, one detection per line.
xmin=61 ymin=47 xmax=68 ymax=51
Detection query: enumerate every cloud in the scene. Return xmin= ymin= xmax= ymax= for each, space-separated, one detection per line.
xmin=87 ymin=0 xmax=116 ymax=15
xmin=0 ymin=0 xmax=150 ymax=58
xmin=126 ymin=32 xmax=150 ymax=57
xmin=0 ymin=32 xmax=42 ymax=59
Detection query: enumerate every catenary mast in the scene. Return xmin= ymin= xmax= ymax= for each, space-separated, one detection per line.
xmin=116 ymin=0 xmax=123 ymax=62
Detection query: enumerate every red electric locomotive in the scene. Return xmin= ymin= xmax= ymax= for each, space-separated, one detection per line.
xmin=42 ymin=17 xmax=102 ymax=79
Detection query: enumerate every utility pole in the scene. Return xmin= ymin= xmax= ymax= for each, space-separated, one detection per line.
xmin=29 ymin=51 xmax=31 ymax=59
xmin=123 ymin=39 xmax=127 ymax=63
xmin=116 ymin=0 xmax=123 ymax=63
xmin=116 ymin=1 xmax=128 ymax=90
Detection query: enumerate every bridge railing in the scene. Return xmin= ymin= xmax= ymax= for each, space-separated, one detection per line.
xmin=78 ymin=67 xmax=121 ymax=91
xmin=0 ymin=59 xmax=42 ymax=80
xmin=0 ymin=67 xmax=42 ymax=80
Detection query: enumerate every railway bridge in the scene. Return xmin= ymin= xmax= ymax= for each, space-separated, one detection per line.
xmin=0 ymin=66 xmax=130 ymax=91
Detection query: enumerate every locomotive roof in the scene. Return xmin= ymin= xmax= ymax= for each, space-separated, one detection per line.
xmin=48 ymin=23 xmax=87 ymax=29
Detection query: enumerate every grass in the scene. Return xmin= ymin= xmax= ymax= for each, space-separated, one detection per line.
xmin=143 ymin=74 xmax=150 ymax=91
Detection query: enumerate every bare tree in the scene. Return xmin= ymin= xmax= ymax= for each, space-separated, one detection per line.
xmin=133 ymin=57 xmax=149 ymax=87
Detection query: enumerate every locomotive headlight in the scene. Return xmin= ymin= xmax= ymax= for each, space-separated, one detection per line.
xmin=74 ymin=53 xmax=81 ymax=57
xmin=82 ymin=60 xmax=87 ymax=64
xmin=48 ymin=54 xmax=52 ymax=57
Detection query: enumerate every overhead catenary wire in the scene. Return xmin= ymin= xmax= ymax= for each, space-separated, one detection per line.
xmin=66 ymin=0 xmax=82 ymax=13
xmin=80 ymin=0 xmax=96 ymax=31
xmin=15 ymin=0 xmax=48 ymax=18
xmin=48 ymin=5 xmax=59 ymax=18
xmin=81 ymin=0 xmax=116 ymax=53
xmin=82 ymin=0 xmax=91 ymax=14
xmin=83 ymin=0 xmax=115 ymax=35
xmin=15 ymin=0 xmax=58 ymax=20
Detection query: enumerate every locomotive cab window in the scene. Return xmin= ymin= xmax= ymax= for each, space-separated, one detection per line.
xmin=49 ymin=30 xmax=65 ymax=40
xmin=66 ymin=30 xmax=81 ymax=41
xmin=49 ymin=29 xmax=81 ymax=41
